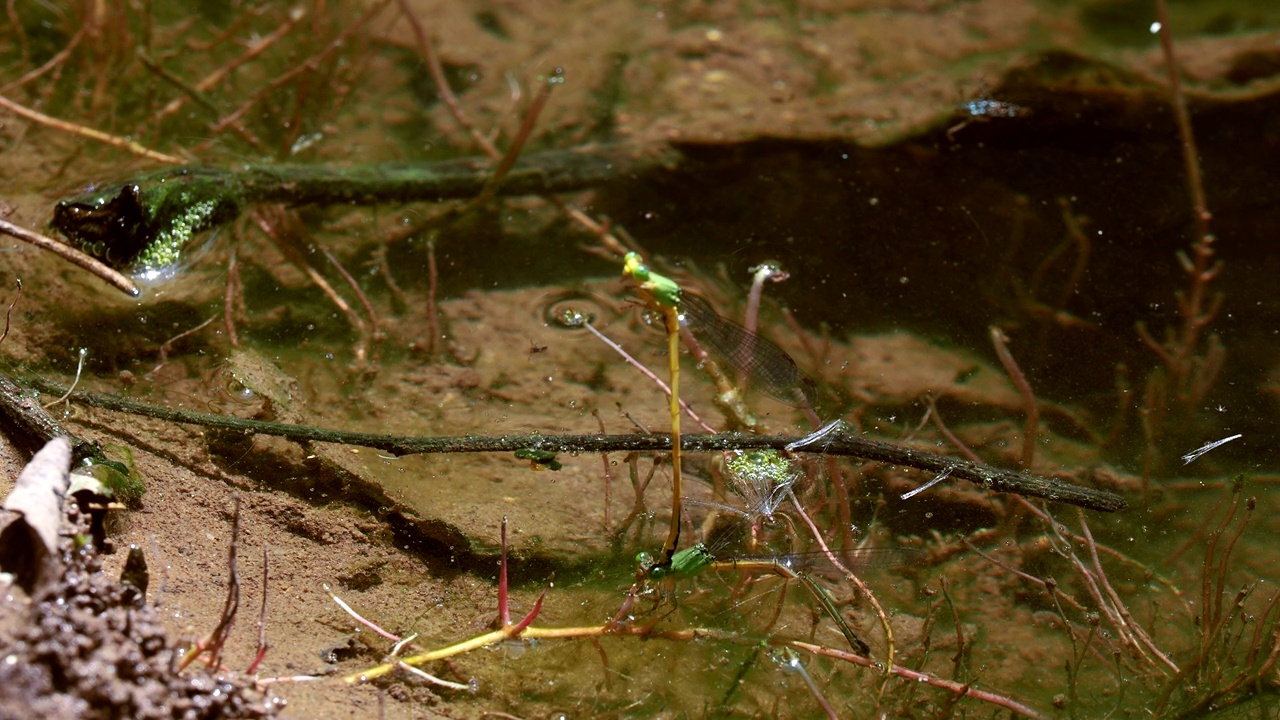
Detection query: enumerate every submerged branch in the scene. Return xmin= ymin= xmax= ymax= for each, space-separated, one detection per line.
xmin=19 ymin=376 xmax=1127 ymax=513
xmin=0 ymin=218 xmax=140 ymax=297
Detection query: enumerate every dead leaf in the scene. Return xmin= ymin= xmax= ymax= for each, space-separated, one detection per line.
xmin=0 ymin=437 xmax=72 ymax=594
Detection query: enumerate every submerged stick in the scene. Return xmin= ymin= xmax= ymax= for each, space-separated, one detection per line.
xmin=0 ymin=218 xmax=140 ymax=296
xmin=19 ymin=377 xmax=1127 ymax=512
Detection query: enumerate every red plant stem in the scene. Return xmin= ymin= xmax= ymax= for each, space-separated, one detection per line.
xmin=325 ymin=249 xmax=382 ymax=343
xmin=990 ymin=327 xmax=1039 ymax=469
xmin=1245 ymin=591 xmax=1280 ymax=668
xmin=1213 ymin=498 xmax=1252 ymax=625
xmin=246 ymin=543 xmax=270 ymax=675
xmin=199 ymin=0 xmax=390 ymax=153
xmin=1155 ymin=0 xmax=1211 ymax=244
xmin=471 ymin=72 xmax=558 ymax=208
xmin=153 ymin=8 xmax=303 ymax=122
xmin=397 ymin=0 xmax=500 ymax=160
xmin=592 ymin=409 xmax=613 ymax=532
xmin=790 ymin=641 xmax=1045 ymax=718
xmin=1150 ymin=0 xmax=1223 ymax=393
xmin=1201 ymin=489 xmax=1242 ymax=660
xmin=0 ymin=23 xmax=85 ymax=93
xmin=498 ymin=516 xmax=510 ymax=626
xmin=510 ymin=581 xmax=550 ymax=634
xmin=426 ymin=237 xmax=440 ymax=355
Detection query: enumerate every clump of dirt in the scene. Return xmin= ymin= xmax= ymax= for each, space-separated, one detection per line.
xmin=0 ymin=503 xmax=282 ymax=720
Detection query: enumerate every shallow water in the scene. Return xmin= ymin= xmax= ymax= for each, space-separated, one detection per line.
xmin=3 ymin=1 xmax=1280 ymax=718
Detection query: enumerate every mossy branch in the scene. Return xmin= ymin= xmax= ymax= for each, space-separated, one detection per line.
xmin=15 ymin=376 xmax=1127 ymax=513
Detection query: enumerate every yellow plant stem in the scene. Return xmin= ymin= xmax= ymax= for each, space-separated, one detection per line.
xmin=661 ymin=305 xmax=682 ymax=565
xmin=345 ymin=622 xmax=1041 ymax=717
xmin=345 ymin=623 xmax=721 ymax=683
xmin=354 ymin=628 xmax=510 ymax=682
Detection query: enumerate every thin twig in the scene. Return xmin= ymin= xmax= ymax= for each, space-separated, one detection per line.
xmin=325 ymin=583 xmax=401 ymax=643
xmin=592 ymin=409 xmax=613 ymax=533
xmin=0 ymin=24 xmax=86 ymax=94
xmin=325 ymin=248 xmax=384 ymax=345
xmin=223 ymin=247 xmax=242 ymax=347
xmin=0 ymin=278 xmax=21 ymax=346
xmin=0 ymin=218 xmax=139 ymax=296
xmin=0 ymin=93 xmax=182 ymax=164
xmin=246 ymin=543 xmax=270 ymax=674
xmin=396 ymin=0 xmax=500 ymax=160
xmin=789 ymin=489 xmax=896 ymax=701
xmin=196 ymin=0 xmax=391 ymax=155
xmin=1077 ymin=509 xmax=1179 ymax=674
xmin=42 ymin=348 xmax=86 ymax=409
xmin=252 ymin=207 xmax=370 ymax=366
xmin=154 ymin=8 xmax=305 ymax=122
xmin=790 ymin=641 xmax=1045 ymax=718
xmin=498 ymin=516 xmax=511 ymax=626
xmin=151 ymin=314 xmax=217 ymax=375
xmin=470 ymin=71 xmax=560 ymax=209
xmin=582 ymin=321 xmax=717 ymax=432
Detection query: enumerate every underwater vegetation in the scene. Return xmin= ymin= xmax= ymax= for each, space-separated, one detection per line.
xmin=1 ymin=1 xmax=1280 ymax=718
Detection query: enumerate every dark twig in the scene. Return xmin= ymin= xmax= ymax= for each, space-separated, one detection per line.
xmin=19 ymin=375 xmax=1128 ymax=513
